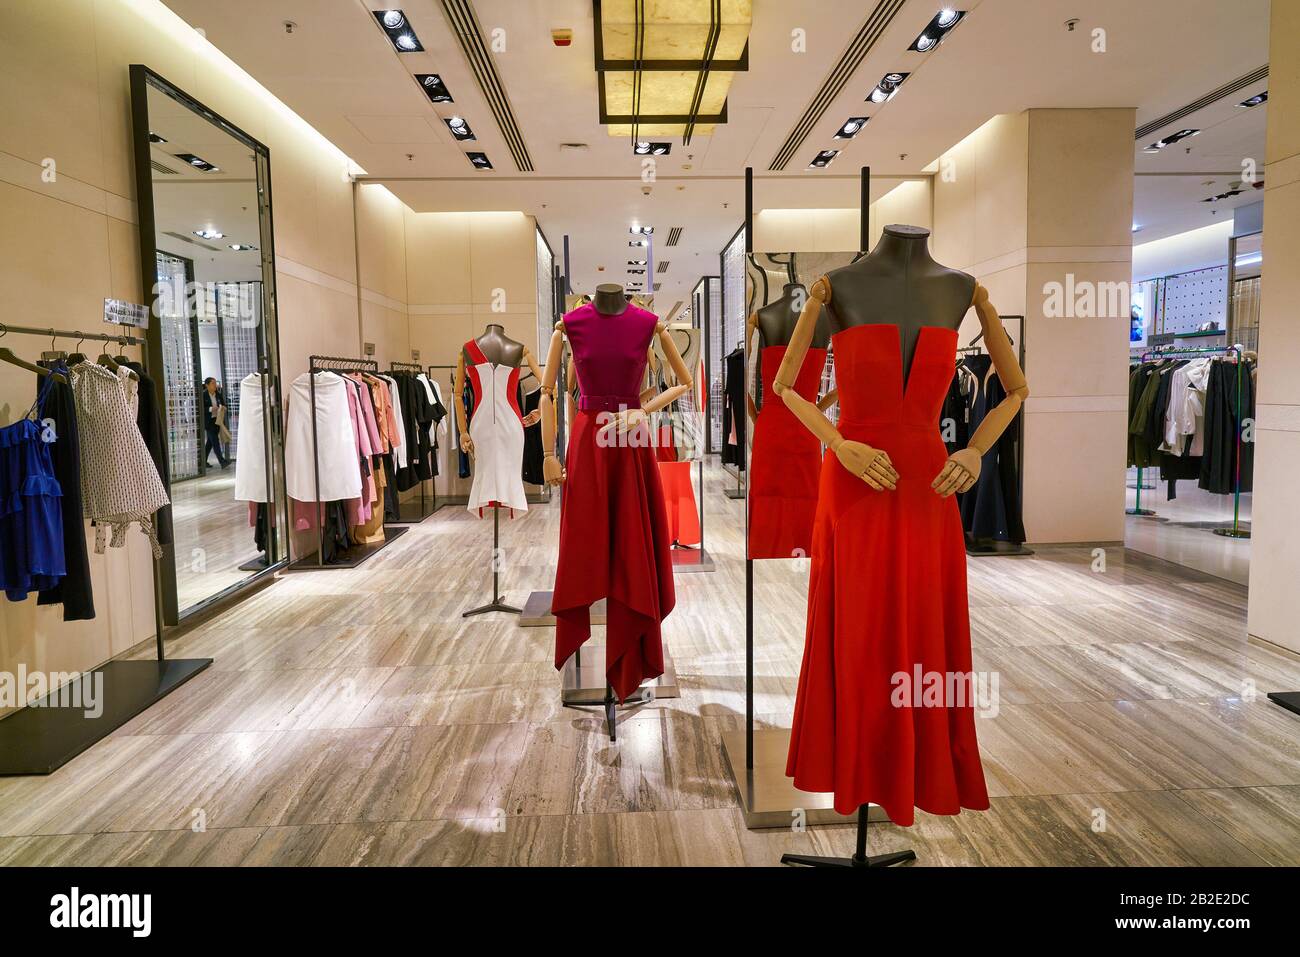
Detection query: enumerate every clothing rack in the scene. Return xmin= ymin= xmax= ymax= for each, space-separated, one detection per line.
xmin=1131 ymin=344 xmax=1249 ymax=537
xmin=289 ymin=355 xmax=408 ymax=570
xmin=386 ymin=361 xmax=438 ymax=523
xmin=0 ymin=323 xmax=212 ymax=776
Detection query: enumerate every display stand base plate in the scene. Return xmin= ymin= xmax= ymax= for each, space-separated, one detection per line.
xmin=389 ymin=498 xmax=436 ymax=524
xmin=463 ymin=598 xmax=522 ymax=618
xmin=780 ymin=849 xmax=917 ymax=868
xmin=237 ymin=553 xmax=269 ymax=571
xmin=0 ymin=658 xmax=212 ymax=775
xmin=518 ymin=591 xmax=607 ymax=627
xmin=670 ymin=546 xmax=715 ymax=573
xmin=1126 ymin=508 xmax=1157 ymax=516
xmin=1212 ymin=526 xmax=1252 ymax=539
xmin=286 ymin=525 xmax=409 ymax=571
xmin=561 ymin=645 xmax=679 ymax=703
xmin=722 ymin=728 xmax=885 ymax=829
xmin=724 ymin=487 xmax=745 ymax=500
xmin=1268 ymin=691 xmax=1300 ymax=717
xmin=966 ymin=541 xmax=1035 ymax=557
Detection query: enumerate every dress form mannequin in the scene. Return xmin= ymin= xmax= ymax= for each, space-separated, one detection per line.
xmin=454 ymin=324 xmax=543 ymax=457
xmin=755 ymin=283 xmax=831 ymax=348
xmin=593 ymin=283 xmax=629 ymax=316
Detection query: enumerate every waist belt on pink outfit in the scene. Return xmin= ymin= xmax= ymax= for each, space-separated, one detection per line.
xmin=579 ymin=394 xmax=641 ymax=413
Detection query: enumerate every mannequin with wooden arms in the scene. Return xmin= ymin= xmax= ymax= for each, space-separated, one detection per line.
xmin=773 ymin=225 xmax=1028 ymax=496
xmin=745 ymin=283 xmax=836 ymax=424
xmin=539 ymin=285 xmax=694 ymax=486
xmin=453 ymin=324 xmax=543 ymax=458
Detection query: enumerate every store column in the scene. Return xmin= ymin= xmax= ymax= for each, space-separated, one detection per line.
xmin=1247 ymin=2 xmax=1300 ymax=656
xmin=931 ymin=108 xmax=1135 ymax=543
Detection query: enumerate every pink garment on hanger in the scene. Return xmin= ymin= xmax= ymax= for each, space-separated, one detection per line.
xmin=343 ymin=380 xmax=373 ymax=527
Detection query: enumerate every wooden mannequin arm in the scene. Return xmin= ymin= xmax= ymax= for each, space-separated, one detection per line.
xmin=540 ymin=322 xmax=565 ymax=484
xmin=774 ymin=277 xmax=898 ymax=491
xmin=932 ymin=284 xmax=1030 ymax=497
xmin=453 ymin=352 xmax=472 ymax=454
xmin=745 ymin=311 xmax=759 ymax=423
xmin=597 ymin=321 xmax=694 ymax=442
xmin=817 ymin=389 xmax=839 ymax=412
xmin=521 ymin=346 xmax=545 ymax=427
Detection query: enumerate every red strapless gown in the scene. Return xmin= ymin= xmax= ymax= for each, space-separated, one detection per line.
xmin=748 ymin=345 xmax=825 ymax=560
xmin=552 ymin=304 xmax=675 ymax=702
xmin=786 ymin=324 xmax=990 ymax=824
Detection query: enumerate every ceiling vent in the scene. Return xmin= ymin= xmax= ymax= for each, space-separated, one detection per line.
xmin=656 ymin=261 xmax=670 ymax=273
xmin=150 ymin=159 xmax=181 ymax=175
xmin=653 ymin=282 xmax=662 ymax=292
xmin=666 ymin=226 xmax=684 ymax=246
xmin=768 ymin=0 xmax=907 ymax=171
xmin=439 ymin=0 xmax=534 ymax=172
xmin=1135 ymin=65 xmax=1269 ymax=140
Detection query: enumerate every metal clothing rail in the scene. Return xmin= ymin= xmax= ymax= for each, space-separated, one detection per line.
xmin=1131 ymin=344 xmax=1249 ymax=537
xmin=290 ymin=355 xmax=408 ymax=569
xmin=0 ymin=322 xmax=145 ymax=346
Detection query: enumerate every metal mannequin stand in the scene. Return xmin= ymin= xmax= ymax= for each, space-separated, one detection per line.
xmin=782 ymin=804 xmax=916 ymax=868
xmin=463 ymin=503 xmax=521 ymax=617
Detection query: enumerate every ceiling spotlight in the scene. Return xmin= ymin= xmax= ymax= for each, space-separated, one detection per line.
xmin=374 ymin=9 xmax=423 ymax=52
xmin=228 ymin=243 xmax=258 ymax=251
xmin=633 ymin=141 xmax=672 ymax=155
xmin=466 ymin=151 xmax=493 ymax=170
xmin=808 ymin=149 xmax=839 ymax=169
xmin=149 ymin=132 xmax=167 ymax=144
xmin=867 ymin=72 xmax=909 ymax=104
xmin=909 ymin=9 xmax=965 ymax=51
xmin=628 ymin=268 xmax=646 ymax=275
xmin=1143 ymin=128 xmax=1200 ymax=152
xmin=445 ymin=115 xmax=475 ymax=141
xmin=194 ymin=228 xmax=224 ymax=240
xmin=836 ymin=117 xmax=869 ymax=139
xmin=415 ymin=74 xmax=453 ymax=103
xmin=629 ymin=240 xmax=647 ymax=247
xmin=628 ymin=259 xmax=647 ymax=266
xmin=1131 ymin=224 xmax=1142 ymax=233
xmin=629 ymin=225 xmax=653 ymax=235
xmin=1237 ymin=91 xmax=1268 ymax=108
xmin=175 ymin=152 xmax=218 ymax=172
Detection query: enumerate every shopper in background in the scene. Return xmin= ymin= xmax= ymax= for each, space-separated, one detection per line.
xmin=201 ymin=376 xmax=230 ymax=469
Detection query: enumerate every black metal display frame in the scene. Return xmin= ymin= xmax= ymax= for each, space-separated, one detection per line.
xmin=286 ymin=355 xmax=408 ymax=570
xmin=0 ymin=324 xmax=212 ymax=775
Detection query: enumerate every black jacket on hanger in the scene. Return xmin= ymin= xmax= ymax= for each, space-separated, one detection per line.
xmin=125 ymin=361 xmax=173 ymax=546
xmin=721 ymin=347 xmax=746 ymax=469
xmin=35 ymin=364 xmax=95 ymax=621
xmin=958 ymin=354 xmax=1026 ymax=546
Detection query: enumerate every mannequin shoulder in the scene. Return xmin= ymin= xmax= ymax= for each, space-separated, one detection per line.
xmin=809 ymin=275 xmax=832 ymax=303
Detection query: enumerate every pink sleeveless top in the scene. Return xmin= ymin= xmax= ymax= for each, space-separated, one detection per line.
xmin=564 ymin=303 xmax=658 ymax=413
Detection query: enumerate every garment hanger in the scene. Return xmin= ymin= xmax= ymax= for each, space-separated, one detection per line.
xmin=67 ymin=333 xmax=89 ymax=365
xmin=0 ymin=324 xmax=69 ymax=384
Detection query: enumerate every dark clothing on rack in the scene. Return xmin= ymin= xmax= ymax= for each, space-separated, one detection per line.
xmin=958 ymin=354 xmax=1026 ymax=546
xmin=721 ymin=348 xmax=746 ymax=468
xmin=521 ymin=388 xmax=545 ymax=485
xmin=1200 ymin=359 xmax=1254 ymax=494
xmin=942 ymin=365 xmax=974 ymax=455
xmin=124 ymin=362 xmax=173 ymax=546
xmin=1128 ymin=364 xmax=1163 ymax=469
xmin=458 ymin=378 xmax=474 ymax=479
xmin=393 ymin=372 xmax=434 ymax=492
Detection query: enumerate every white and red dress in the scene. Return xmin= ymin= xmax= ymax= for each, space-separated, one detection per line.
xmin=463 ymin=339 xmax=528 ymax=514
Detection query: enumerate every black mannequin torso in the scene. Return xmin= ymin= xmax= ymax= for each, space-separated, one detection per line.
xmin=593 ymin=283 xmax=629 ymax=316
xmin=757 ymin=283 xmax=831 ymax=348
xmin=824 ymin=225 xmax=976 ymax=381
xmin=472 ymin=323 xmax=524 ymax=367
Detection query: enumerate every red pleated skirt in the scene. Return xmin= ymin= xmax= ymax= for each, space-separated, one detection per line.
xmin=552 ymin=411 xmax=675 ymax=701
xmin=785 ymin=419 xmax=990 ymax=825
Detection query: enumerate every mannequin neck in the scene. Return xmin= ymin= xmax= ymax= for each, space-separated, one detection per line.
xmin=481 ymin=323 xmax=506 ymax=338
xmin=781 ymin=282 xmax=805 ymax=301
xmin=870 ymin=225 xmax=935 ymax=269
xmin=593 ymin=286 xmax=628 ymax=315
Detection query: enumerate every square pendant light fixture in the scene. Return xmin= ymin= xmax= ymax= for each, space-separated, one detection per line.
xmin=374 ymin=9 xmax=423 ymax=52
xmin=193 ymin=228 xmax=224 ymax=240
xmin=634 ymin=141 xmax=672 ymax=155
xmin=594 ymin=0 xmax=753 ymax=145
xmin=808 ymin=149 xmax=838 ymax=169
xmin=1238 ymin=91 xmax=1268 ymax=108
xmin=149 ymin=132 xmax=167 ymax=144
xmin=176 ymin=153 xmax=219 ymax=172
xmin=1143 ymin=128 xmax=1199 ymax=153
xmin=909 ymin=8 xmax=965 ymax=52
xmin=867 ymin=72 xmax=909 ymax=104
xmin=835 ymin=117 xmax=869 ymax=139
xmin=414 ymin=74 xmax=453 ymax=103
xmin=467 ymin=152 xmax=493 ymax=170
xmin=444 ymin=115 xmax=475 ymax=141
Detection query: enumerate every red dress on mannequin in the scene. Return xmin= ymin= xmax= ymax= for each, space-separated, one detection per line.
xmin=785 ymin=324 xmax=990 ymax=824
xmin=552 ymin=303 xmax=676 ymax=701
xmin=748 ymin=344 xmax=825 ymax=559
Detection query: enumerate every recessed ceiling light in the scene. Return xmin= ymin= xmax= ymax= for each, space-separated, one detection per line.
xmin=1237 ymin=91 xmax=1268 ymax=108
xmin=1143 ymin=128 xmax=1200 ymax=152
xmin=909 ymin=9 xmax=965 ymax=51
xmin=414 ymin=74 xmax=452 ymax=103
xmin=836 ymin=117 xmax=869 ymax=139
xmin=466 ymin=151 xmax=493 ymax=170
xmin=373 ymin=9 xmax=423 ymax=52
xmin=633 ymin=141 xmax=672 ymax=155
xmin=808 ymin=149 xmax=839 ymax=169
xmin=194 ymin=228 xmax=224 ymax=240
xmin=629 ymin=240 xmax=647 ymax=247
xmin=867 ymin=72 xmax=909 ymax=104
xmin=149 ymin=132 xmax=167 ymax=144
xmin=1131 ymin=224 xmax=1143 ymax=233
xmin=445 ymin=115 xmax=475 ymax=141
xmin=628 ymin=260 xmax=646 ymax=266
xmin=627 ymin=268 xmax=646 ymax=275
xmin=228 ymin=242 xmax=258 ymax=251
xmin=175 ymin=152 xmax=219 ymax=172
xmin=629 ymin=225 xmax=653 ymax=235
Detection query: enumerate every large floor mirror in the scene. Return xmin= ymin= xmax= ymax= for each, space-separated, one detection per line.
xmin=130 ymin=65 xmax=288 ymax=623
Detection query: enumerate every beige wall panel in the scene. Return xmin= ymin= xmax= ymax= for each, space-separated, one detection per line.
xmin=1023 ymin=410 xmax=1126 ymax=544
xmin=1247 ymin=427 xmax=1300 ymax=654
xmin=932 ymin=133 xmax=978 ymax=268
xmin=360 ymin=301 xmax=411 ymax=368
xmin=1023 ymin=260 xmax=1131 ymax=398
xmin=404 ymin=210 xmax=473 ymax=305
xmin=1027 ymin=109 xmax=1136 ymax=249
xmin=410 ymin=313 xmax=476 ymax=369
xmin=1255 ymin=178 xmax=1300 ymax=408
xmin=468 ymin=213 xmax=536 ymax=308
xmin=973 ymin=113 xmax=1029 ymax=266
xmin=356 ymin=184 xmax=409 ymax=305
xmin=1265 ymin=0 xmax=1300 ymax=166
xmin=275 ymin=271 xmax=360 ymax=383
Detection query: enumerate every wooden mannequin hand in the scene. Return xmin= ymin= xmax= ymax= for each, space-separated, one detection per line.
xmin=521 ymin=409 xmax=541 ymax=427
xmin=833 ymin=439 xmax=898 ymax=491
xmin=543 ymin=454 xmax=565 ymax=486
xmin=596 ymin=407 xmax=647 ymax=444
xmin=932 ymin=447 xmax=981 ymax=497
xmin=460 ymin=433 xmax=475 ymax=458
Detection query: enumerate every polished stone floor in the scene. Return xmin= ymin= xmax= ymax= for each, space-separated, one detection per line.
xmin=1 ymin=463 xmax=1297 ymax=866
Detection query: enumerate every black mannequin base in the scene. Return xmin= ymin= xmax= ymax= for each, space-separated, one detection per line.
xmin=463 ymin=596 xmax=522 ymax=617
xmin=781 ymin=804 xmax=917 ymax=868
